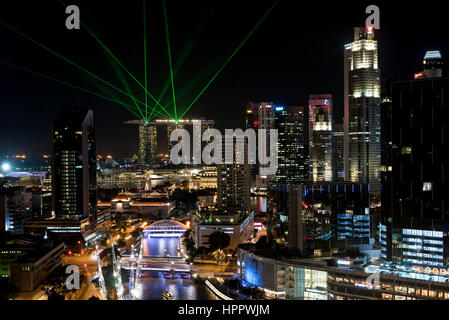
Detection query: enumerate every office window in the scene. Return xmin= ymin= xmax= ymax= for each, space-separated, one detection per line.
xmin=423 ymin=182 xmax=432 ymax=192
xmin=401 ymin=146 xmax=412 ymax=155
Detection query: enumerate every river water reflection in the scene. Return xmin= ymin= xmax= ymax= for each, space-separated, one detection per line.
xmin=138 ymin=236 xmax=218 ymax=300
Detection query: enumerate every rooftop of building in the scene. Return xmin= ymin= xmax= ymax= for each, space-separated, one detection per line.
xmin=125 ymin=118 xmax=215 ymax=126
xmin=197 ymin=207 xmax=252 ymax=225
xmin=13 ymin=241 xmax=64 ymax=264
xmin=0 ymin=233 xmax=59 ymax=252
xmin=196 ymin=189 xmax=217 ymax=197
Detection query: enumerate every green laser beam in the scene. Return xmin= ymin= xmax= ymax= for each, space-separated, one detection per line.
xmin=162 ymin=0 xmax=178 ymax=122
xmin=81 ymin=23 xmax=173 ymax=120
xmin=69 ymin=58 xmax=128 ymax=108
xmin=179 ymin=0 xmax=281 ymax=119
xmin=0 ymin=20 xmax=155 ymax=117
xmin=149 ymin=33 xmax=200 ymax=119
xmin=150 ymin=8 xmax=213 ymax=119
xmin=104 ymin=53 xmax=147 ymax=120
xmin=162 ymin=53 xmax=232 ymax=110
xmin=0 ymin=59 xmax=145 ymax=120
xmin=57 ymin=0 xmax=174 ymax=120
xmin=56 ymin=0 xmax=172 ymax=120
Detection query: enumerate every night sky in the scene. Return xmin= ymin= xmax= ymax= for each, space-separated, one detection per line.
xmin=0 ymin=0 xmax=447 ymax=159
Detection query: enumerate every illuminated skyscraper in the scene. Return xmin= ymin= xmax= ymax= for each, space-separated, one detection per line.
xmin=309 ymin=95 xmax=333 ymax=182
xmin=274 ymin=106 xmax=307 ymax=184
xmin=245 ymin=102 xmax=276 ymax=191
xmin=127 ymin=119 xmax=214 ymax=164
xmin=217 ymin=135 xmax=251 ymax=210
xmin=344 ymin=27 xmax=381 ymax=194
xmin=51 ymin=108 xmax=97 ymax=221
xmin=138 ymin=124 xmax=157 ymax=164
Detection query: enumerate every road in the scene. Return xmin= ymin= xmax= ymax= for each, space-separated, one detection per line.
xmin=62 ymin=253 xmax=102 ymax=300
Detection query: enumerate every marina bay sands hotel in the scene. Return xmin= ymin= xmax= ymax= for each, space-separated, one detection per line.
xmin=126 ymin=119 xmax=215 ymax=165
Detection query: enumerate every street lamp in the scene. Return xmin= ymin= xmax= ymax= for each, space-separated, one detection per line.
xmin=1 ymin=162 xmax=11 ymax=172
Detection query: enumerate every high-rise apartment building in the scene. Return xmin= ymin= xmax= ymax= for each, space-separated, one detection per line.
xmin=217 ymin=135 xmax=251 ymax=210
xmin=344 ymin=27 xmax=381 ymax=194
xmin=309 ymin=95 xmax=333 ymax=182
xmin=381 ymin=52 xmax=448 ymax=267
xmin=51 ymin=108 xmax=97 ymax=222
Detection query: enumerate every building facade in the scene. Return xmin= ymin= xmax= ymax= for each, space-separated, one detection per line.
xmin=309 ymin=95 xmax=333 ymax=182
xmin=138 ymin=124 xmax=158 ymax=164
xmin=193 ymin=209 xmax=254 ymax=250
xmin=51 ymin=108 xmax=97 ymax=222
xmin=274 ymin=106 xmax=308 ymax=184
xmin=381 ymin=56 xmax=448 ymax=267
xmin=344 ymin=27 xmax=381 ymax=194
xmin=332 ymin=123 xmax=345 ymax=181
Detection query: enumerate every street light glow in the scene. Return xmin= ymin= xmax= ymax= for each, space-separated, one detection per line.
xmin=1 ymin=162 xmax=11 ymax=172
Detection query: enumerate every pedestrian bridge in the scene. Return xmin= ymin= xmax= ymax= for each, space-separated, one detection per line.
xmin=120 ymin=256 xmax=191 ymax=274
xmin=143 ymin=220 xmax=189 ymax=238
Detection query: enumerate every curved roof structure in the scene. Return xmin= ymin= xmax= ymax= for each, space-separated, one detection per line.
xmin=5 ymin=172 xmax=46 ymax=178
xmin=144 ymin=220 xmax=189 ymax=230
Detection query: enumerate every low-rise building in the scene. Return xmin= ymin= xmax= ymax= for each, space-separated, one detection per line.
xmin=98 ymin=192 xmax=174 ymax=219
xmin=196 ymin=189 xmax=217 ymax=208
xmin=192 ymin=208 xmax=254 ymax=250
xmin=10 ymin=241 xmax=64 ymax=292
xmin=237 ymin=242 xmax=449 ymax=300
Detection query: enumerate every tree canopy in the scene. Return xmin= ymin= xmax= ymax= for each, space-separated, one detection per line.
xmin=208 ymin=231 xmax=231 ymax=251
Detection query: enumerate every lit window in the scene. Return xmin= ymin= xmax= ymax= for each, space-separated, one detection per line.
xmin=401 ymin=146 xmax=412 ymax=155
xmin=423 ymin=182 xmax=432 ymax=192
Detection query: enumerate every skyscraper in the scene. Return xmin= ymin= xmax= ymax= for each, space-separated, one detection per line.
xmin=309 ymin=95 xmax=333 ymax=182
xmin=274 ymin=106 xmax=307 ymax=184
xmin=332 ymin=122 xmax=345 ymax=181
xmin=381 ymin=53 xmax=448 ymax=266
xmin=344 ymin=27 xmax=381 ymax=194
xmin=51 ymin=108 xmax=97 ymax=222
xmin=246 ymin=102 xmax=276 ymax=191
xmin=217 ymin=135 xmax=250 ymax=210
xmin=127 ymin=119 xmax=214 ymax=164
xmin=138 ymin=124 xmax=157 ymax=164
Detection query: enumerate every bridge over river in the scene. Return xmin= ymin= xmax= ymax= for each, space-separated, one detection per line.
xmin=120 ymin=220 xmax=191 ymax=274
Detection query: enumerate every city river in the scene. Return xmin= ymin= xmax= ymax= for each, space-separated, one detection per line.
xmin=137 ymin=236 xmax=218 ymax=300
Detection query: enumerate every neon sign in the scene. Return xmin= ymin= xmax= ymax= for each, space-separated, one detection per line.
xmin=412 ymin=265 xmax=449 ymax=276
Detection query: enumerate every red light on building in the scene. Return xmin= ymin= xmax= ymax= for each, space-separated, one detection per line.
xmin=253 ymin=121 xmax=259 ymax=126
xmin=414 ymin=72 xmax=423 ymax=79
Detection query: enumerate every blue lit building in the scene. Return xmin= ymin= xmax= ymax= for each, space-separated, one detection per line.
xmin=301 ymin=182 xmax=371 ymax=241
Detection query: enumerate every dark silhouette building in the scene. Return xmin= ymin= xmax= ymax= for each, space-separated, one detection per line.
xmin=381 ymin=52 xmax=449 ymax=267
xmin=51 ymin=108 xmax=97 ymax=223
